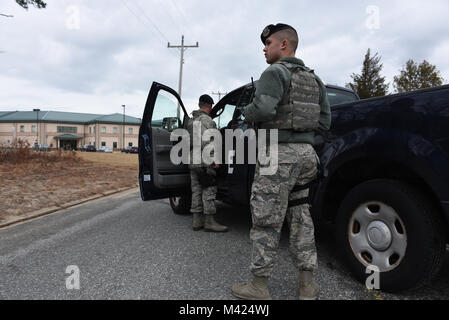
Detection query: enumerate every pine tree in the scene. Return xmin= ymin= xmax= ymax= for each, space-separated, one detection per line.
xmin=16 ymin=0 xmax=46 ymax=10
xmin=346 ymin=49 xmax=389 ymax=99
xmin=393 ymin=59 xmax=444 ymax=93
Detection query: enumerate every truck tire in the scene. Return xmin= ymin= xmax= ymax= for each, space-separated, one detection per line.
xmin=335 ymin=179 xmax=446 ymax=292
xmin=169 ymin=196 xmax=191 ymax=215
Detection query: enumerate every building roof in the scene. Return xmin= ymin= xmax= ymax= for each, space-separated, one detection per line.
xmin=0 ymin=111 xmax=141 ymax=125
xmin=0 ymin=111 xmax=16 ymax=119
xmin=92 ymin=113 xmax=142 ymax=125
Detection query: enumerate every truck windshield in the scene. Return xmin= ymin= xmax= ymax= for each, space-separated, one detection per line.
xmin=327 ymin=88 xmax=359 ymax=106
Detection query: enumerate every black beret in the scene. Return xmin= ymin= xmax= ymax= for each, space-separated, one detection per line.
xmin=261 ymin=23 xmax=296 ymax=45
xmin=199 ymin=94 xmax=214 ymax=105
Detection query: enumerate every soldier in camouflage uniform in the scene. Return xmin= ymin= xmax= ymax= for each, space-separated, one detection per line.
xmin=187 ymin=94 xmax=228 ymax=233
xmin=231 ymin=24 xmax=331 ymax=300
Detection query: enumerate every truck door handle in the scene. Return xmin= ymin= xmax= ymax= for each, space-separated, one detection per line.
xmin=142 ymin=134 xmax=151 ymax=153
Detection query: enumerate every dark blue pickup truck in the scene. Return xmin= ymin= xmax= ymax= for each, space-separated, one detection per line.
xmin=138 ymin=81 xmax=449 ymax=293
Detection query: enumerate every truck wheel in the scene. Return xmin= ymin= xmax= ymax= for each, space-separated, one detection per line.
xmin=335 ymin=179 xmax=446 ymax=292
xmin=169 ymin=196 xmax=191 ymax=215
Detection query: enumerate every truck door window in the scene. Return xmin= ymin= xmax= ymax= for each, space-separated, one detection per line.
xmin=151 ymin=90 xmax=186 ymax=132
xmin=214 ymin=104 xmax=236 ymax=129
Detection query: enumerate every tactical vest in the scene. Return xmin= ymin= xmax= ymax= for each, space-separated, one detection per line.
xmin=260 ymin=61 xmax=321 ymax=132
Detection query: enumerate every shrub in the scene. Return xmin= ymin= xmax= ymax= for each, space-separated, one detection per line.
xmin=0 ymin=139 xmax=79 ymax=165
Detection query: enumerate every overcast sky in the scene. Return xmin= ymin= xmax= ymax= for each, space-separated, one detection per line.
xmin=1 ymin=0 xmax=448 ymax=118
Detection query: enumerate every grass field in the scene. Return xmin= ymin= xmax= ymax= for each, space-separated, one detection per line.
xmin=0 ymin=147 xmax=138 ymax=221
xmin=76 ymin=151 xmax=138 ymax=168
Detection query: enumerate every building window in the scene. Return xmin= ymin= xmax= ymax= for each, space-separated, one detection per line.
xmin=128 ymin=142 xmax=133 ymax=147
xmin=89 ymin=127 xmax=92 ymax=134
xmin=113 ymin=127 xmax=118 ymax=134
xmin=57 ymin=126 xmax=77 ymax=134
xmin=128 ymin=128 xmax=133 ymax=135
xmin=31 ymin=125 xmax=36 ymax=133
xmin=101 ymin=126 xmax=106 ymax=133
xmin=101 ymin=142 xmax=106 ymax=147
xmin=94 ymin=127 xmax=96 ymax=134
xmin=113 ymin=142 xmax=118 ymax=149
xmin=20 ymin=125 xmax=25 ymax=132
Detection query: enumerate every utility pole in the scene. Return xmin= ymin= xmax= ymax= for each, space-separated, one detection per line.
xmin=212 ymin=91 xmax=227 ymax=101
xmin=212 ymin=91 xmax=227 ymax=128
xmin=122 ymin=105 xmax=126 ymax=150
xmin=33 ymin=109 xmax=40 ymax=148
xmin=168 ymin=35 xmax=199 ymax=119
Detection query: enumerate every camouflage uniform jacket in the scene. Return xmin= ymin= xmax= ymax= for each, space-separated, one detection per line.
xmin=187 ymin=109 xmax=217 ymax=169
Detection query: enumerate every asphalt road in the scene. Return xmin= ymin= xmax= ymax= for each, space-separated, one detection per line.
xmin=0 ymin=189 xmax=448 ymax=300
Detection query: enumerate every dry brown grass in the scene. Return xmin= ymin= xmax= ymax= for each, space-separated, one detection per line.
xmin=77 ymin=151 xmax=138 ymax=168
xmin=0 ymin=140 xmax=138 ymax=222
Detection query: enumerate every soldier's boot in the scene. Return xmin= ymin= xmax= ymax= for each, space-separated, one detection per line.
xmin=231 ymin=276 xmax=271 ymax=300
xmin=299 ymin=270 xmax=319 ymax=300
xmin=204 ymin=215 xmax=228 ymax=233
xmin=192 ymin=213 xmax=204 ymax=231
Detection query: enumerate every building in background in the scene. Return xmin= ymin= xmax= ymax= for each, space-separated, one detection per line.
xmin=0 ymin=111 xmax=141 ymax=150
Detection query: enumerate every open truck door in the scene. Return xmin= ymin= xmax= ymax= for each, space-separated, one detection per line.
xmin=139 ymin=82 xmax=190 ymax=200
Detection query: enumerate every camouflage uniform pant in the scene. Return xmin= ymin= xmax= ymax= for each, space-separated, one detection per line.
xmin=250 ymin=143 xmax=319 ymax=277
xmin=190 ymin=169 xmax=217 ymax=215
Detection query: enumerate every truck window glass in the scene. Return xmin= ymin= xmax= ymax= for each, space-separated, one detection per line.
xmin=214 ymin=104 xmax=236 ymax=129
xmin=327 ymin=88 xmax=358 ymax=106
xmin=151 ymin=90 xmax=185 ymax=131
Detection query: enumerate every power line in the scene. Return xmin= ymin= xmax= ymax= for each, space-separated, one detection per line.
xmin=168 ymin=35 xmax=199 ymax=118
xmin=132 ymin=0 xmax=171 ymax=43
xmin=119 ymin=0 xmax=180 ymax=63
xmin=168 ymin=0 xmax=187 ymax=21
xmin=168 ymin=35 xmax=199 ymax=96
xmin=167 ymin=0 xmax=196 ymax=39
xmin=155 ymin=0 xmax=184 ymax=36
xmin=182 ymin=55 xmax=208 ymax=88
xmin=119 ymin=0 xmax=167 ymax=45
xmin=119 ymin=0 xmax=207 ymax=101
xmin=165 ymin=2 xmax=207 ymax=89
